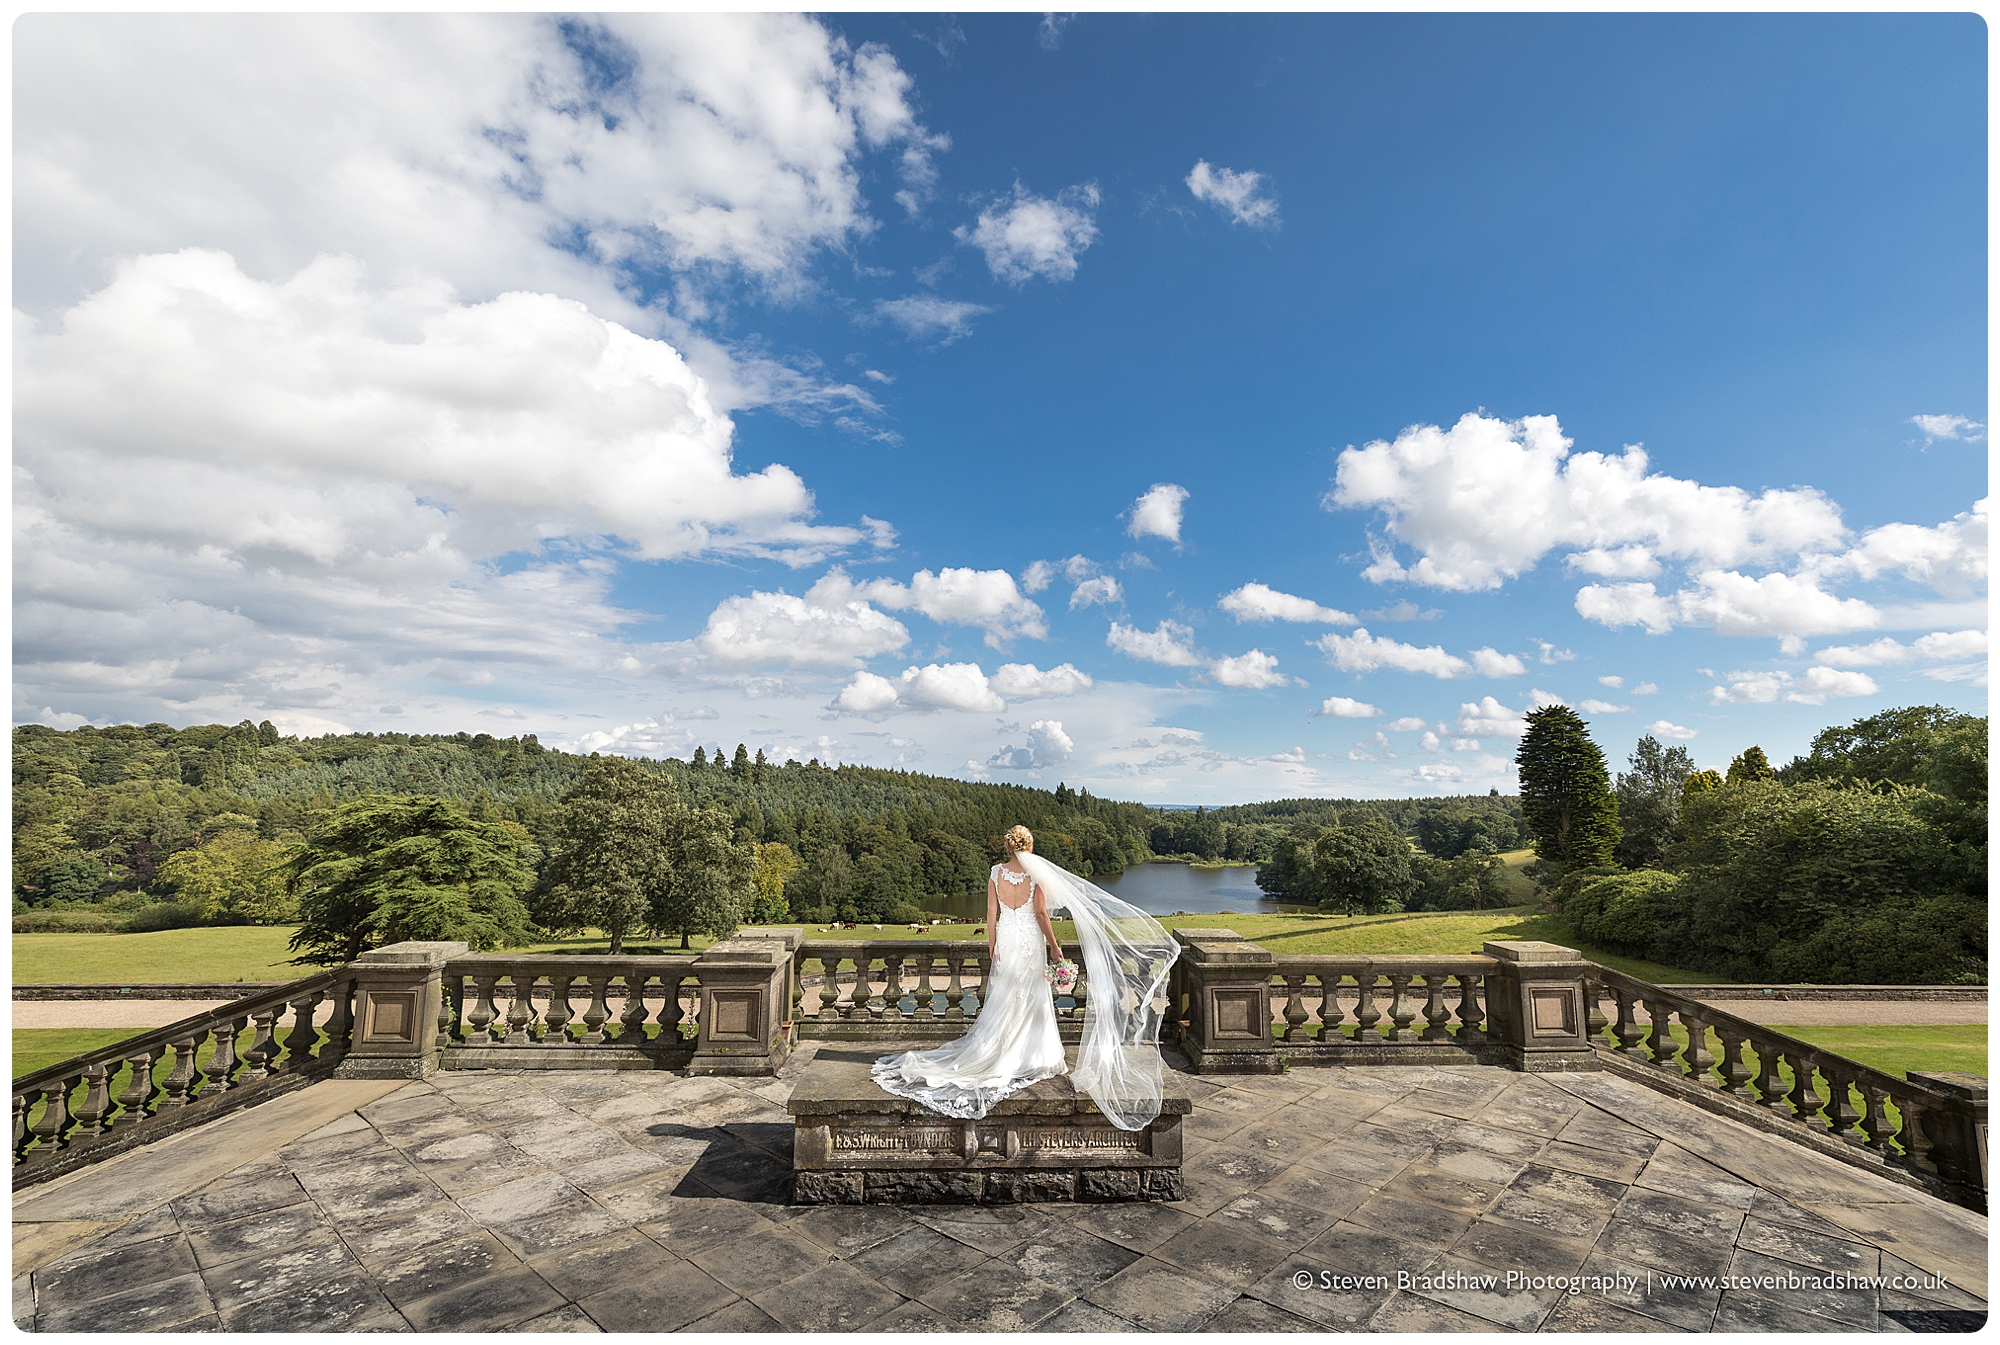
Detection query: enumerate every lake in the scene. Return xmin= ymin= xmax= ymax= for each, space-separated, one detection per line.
xmin=920 ymin=861 xmax=1307 ymax=920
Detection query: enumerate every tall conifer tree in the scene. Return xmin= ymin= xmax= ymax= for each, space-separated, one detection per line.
xmin=1516 ymin=706 xmax=1621 ymax=872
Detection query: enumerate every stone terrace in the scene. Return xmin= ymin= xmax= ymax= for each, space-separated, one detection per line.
xmin=13 ymin=1045 xmax=1988 ymax=1333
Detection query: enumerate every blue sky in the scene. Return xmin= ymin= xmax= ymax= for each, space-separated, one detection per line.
xmin=13 ymin=14 xmax=1987 ymax=803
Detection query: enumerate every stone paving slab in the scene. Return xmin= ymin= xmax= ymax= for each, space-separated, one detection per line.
xmin=12 ymin=1047 xmax=1988 ymax=1332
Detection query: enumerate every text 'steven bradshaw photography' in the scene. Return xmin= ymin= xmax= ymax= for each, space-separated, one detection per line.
xmin=9 ymin=10 xmax=1987 ymax=1338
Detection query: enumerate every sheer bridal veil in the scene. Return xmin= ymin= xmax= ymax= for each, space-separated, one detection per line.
xmin=1012 ymin=852 xmax=1180 ymax=1130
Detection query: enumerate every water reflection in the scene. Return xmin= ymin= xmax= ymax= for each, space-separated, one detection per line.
xmin=917 ymin=861 xmax=1309 ymax=920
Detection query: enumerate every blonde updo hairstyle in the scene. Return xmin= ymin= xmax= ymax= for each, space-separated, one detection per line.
xmin=1002 ymin=825 xmax=1035 ymax=857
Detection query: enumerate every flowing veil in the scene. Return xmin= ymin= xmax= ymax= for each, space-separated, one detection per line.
xmin=1013 ymin=852 xmax=1180 ymax=1130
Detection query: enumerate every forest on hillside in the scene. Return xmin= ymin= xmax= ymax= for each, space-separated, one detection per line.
xmin=11 ymin=721 xmax=1532 ymax=933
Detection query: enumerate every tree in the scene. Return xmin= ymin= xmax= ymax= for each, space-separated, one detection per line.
xmin=747 ymin=843 xmax=800 ymax=924
xmin=1308 ymin=817 xmax=1414 ymax=915
xmin=284 ymin=795 xmax=533 ymax=965
xmin=1516 ymin=706 xmax=1621 ymax=873
xmin=1680 ymin=768 xmax=1723 ymax=804
xmin=1726 ymin=746 xmax=1777 ymax=784
xmin=654 ymin=806 xmax=752 ymax=948
xmin=533 ymin=758 xmax=675 ymax=954
xmin=1614 ymin=734 xmax=1695 ymax=869
xmin=731 ymin=743 xmax=752 ymax=775
xmin=153 ymin=827 xmax=296 ymax=924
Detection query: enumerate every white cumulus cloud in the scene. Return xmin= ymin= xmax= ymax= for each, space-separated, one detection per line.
xmin=1069 ymin=576 xmax=1123 ymax=610
xmin=956 ymin=181 xmax=1101 ymax=284
xmin=832 ymin=662 xmax=1004 ymax=714
xmin=1707 ymin=667 xmax=1879 ymax=707
xmin=1107 ymin=620 xmax=1201 ymax=668
xmin=1385 ymin=716 xmax=1428 ymax=731
xmin=1456 ymin=697 xmax=1527 ymax=737
xmin=1206 ymin=649 xmax=1298 ymax=689
xmin=1316 ymin=629 xmax=1471 ymax=679
xmin=988 ymin=719 xmax=1073 ymax=770
xmin=1646 ymin=720 xmax=1699 ymax=740
xmin=1329 ymin=412 xmax=1846 ymax=592
xmin=1185 ymin=160 xmax=1280 ymax=228
xmin=1815 ymin=630 xmax=1987 ymax=667
xmin=1579 ymin=699 xmax=1630 ymax=714
xmin=990 ymin=662 xmax=1093 ymax=698
xmin=1471 ymin=648 xmax=1527 ymax=677
xmin=1314 ymin=696 xmax=1379 ymax=719
xmin=809 ymin=567 xmax=1046 ymax=648
xmin=1598 ymin=675 xmax=1625 ymax=688
xmin=1218 ymin=583 xmax=1355 ymax=625
xmin=696 ymin=591 xmax=909 ymax=669
xmin=1127 ymin=484 xmax=1190 ymax=545
xmin=1348 ymin=731 xmax=1397 ymax=762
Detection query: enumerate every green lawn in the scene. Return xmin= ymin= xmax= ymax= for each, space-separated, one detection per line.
xmin=1759 ymin=1024 xmax=1987 ymax=1083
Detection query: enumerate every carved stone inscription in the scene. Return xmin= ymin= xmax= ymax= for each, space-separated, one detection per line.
xmin=1019 ymin=1126 xmax=1144 ymax=1152
xmin=831 ymin=1126 xmax=961 ymax=1153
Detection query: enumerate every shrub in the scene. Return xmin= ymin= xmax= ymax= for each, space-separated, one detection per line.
xmin=1566 ymin=870 xmax=1686 ymax=960
xmin=12 ymin=908 xmax=126 ymax=934
xmin=126 ymin=901 xmax=206 ymax=932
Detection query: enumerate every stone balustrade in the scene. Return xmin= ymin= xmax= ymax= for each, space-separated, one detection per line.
xmin=13 ymin=971 xmax=352 ymax=1182
xmin=1581 ymin=965 xmax=1989 ymax=1207
xmin=790 ymin=940 xmax=1094 ymax=1042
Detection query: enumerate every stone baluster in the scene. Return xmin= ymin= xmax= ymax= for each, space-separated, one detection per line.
xmin=113 ymin=1050 xmax=158 ymax=1127
xmin=1071 ymin=958 xmax=1089 ymax=1022
xmin=1611 ymin=989 xmax=1645 ymax=1055
xmin=1352 ymin=973 xmax=1382 ymax=1039
xmin=1384 ymin=974 xmax=1419 ymax=1042
xmin=430 ymin=977 xmax=453 ymax=1052
xmin=1640 ymin=998 xmax=1676 ymax=1069
xmin=1280 ymin=975 xmax=1309 ymax=1042
xmin=833 ymin=957 xmax=863 ymax=1020
xmin=12 ymin=1091 xmax=29 ymax=1163
xmin=1455 ymin=974 xmax=1484 ymax=1044
xmin=1892 ymin=1093 xmax=1938 ymax=1175
xmin=325 ymin=981 xmax=355 ymax=1060
xmin=910 ymin=953 xmax=936 ymax=1021
xmin=504 ymin=974 xmax=536 ymax=1043
xmin=467 ymin=976 xmax=500 ymax=1041
xmin=880 ymin=953 xmax=904 ymax=1019
xmin=1420 ymin=974 xmax=1452 ymax=1042
xmin=202 ymin=1017 xmax=247 ymax=1094
xmin=544 ymin=975 xmax=575 ymax=1044
xmin=1784 ymin=1051 xmax=1826 ymax=1128
xmin=943 ymin=954 xmax=967 ymax=1019
xmin=239 ymin=1009 xmax=279 ymax=1081
xmin=656 ymin=973 xmax=687 ymax=1042
xmin=1317 ymin=974 xmax=1346 ymax=1044
xmin=1583 ymin=981 xmax=1609 ymax=1042
xmin=1751 ymin=1039 xmax=1790 ymax=1111
xmin=967 ymin=953 xmax=992 ymax=1017
xmin=158 ymin=1031 xmax=207 ymax=1109
xmin=580 ymin=975 xmax=612 ymax=1043
xmin=280 ymin=991 xmax=323 ymax=1069
xmin=861 ymin=951 xmax=887 ymax=1019
xmin=1678 ymin=1013 xmax=1717 ymax=1084
xmin=1820 ymin=1066 xmax=1864 ymax=1144
xmin=618 ymin=974 xmax=653 ymax=1041
xmin=26 ymin=1079 xmax=77 ymax=1160
xmin=1858 ymin=1084 xmax=1895 ymax=1153
xmin=71 ymin=1064 xmax=114 ymax=1141
xmin=1711 ymin=1025 xmax=1752 ymax=1094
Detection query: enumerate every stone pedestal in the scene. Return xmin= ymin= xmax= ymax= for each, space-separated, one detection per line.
xmin=787 ymin=1049 xmax=1188 ymax=1204
xmin=687 ymin=940 xmax=791 ymax=1077
xmin=1174 ymin=931 xmax=1280 ymax=1074
xmin=332 ymin=942 xmax=466 ymax=1080
xmin=1908 ymin=1070 xmax=1989 ymax=1197
xmin=1482 ymin=940 xmax=1601 ymax=1074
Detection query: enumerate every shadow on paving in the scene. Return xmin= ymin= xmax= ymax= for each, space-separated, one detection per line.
xmin=12 ymin=1044 xmax=1990 ymax=1333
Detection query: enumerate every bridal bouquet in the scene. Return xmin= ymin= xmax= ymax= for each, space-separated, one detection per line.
xmin=1044 ymin=958 xmax=1080 ymax=995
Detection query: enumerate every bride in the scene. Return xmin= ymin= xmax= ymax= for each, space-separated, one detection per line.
xmin=870 ymin=825 xmax=1180 ymax=1131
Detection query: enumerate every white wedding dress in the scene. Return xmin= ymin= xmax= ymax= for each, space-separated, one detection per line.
xmin=872 ymin=854 xmax=1180 ymax=1131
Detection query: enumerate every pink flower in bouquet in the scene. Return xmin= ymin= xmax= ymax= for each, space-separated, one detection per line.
xmin=1046 ymin=958 xmax=1080 ymax=994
